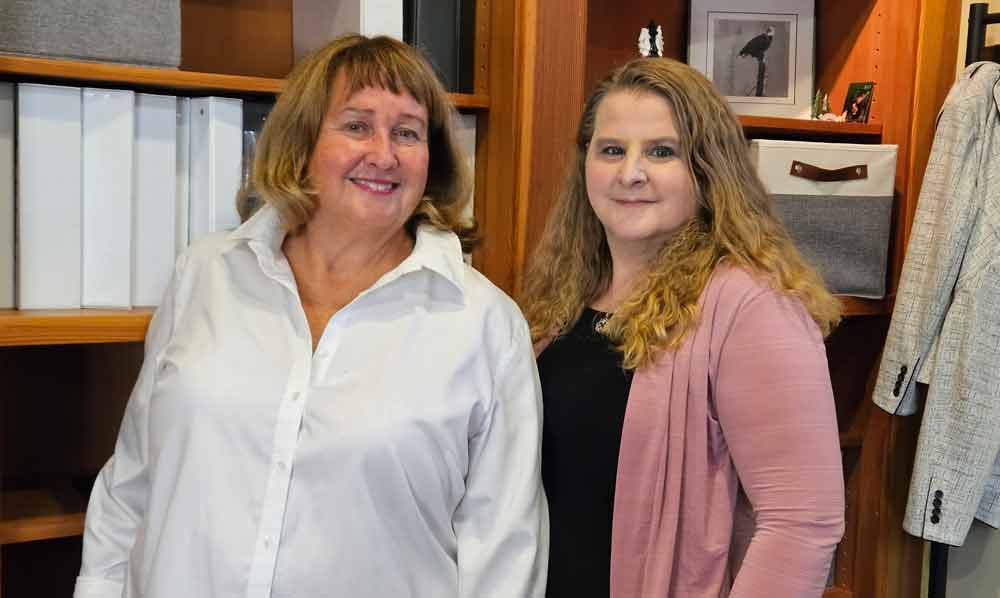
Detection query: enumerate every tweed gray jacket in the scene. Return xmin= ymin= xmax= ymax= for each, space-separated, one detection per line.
xmin=874 ymin=62 xmax=1000 ymax=546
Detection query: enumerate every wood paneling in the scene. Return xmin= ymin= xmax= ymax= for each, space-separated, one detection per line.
xmin=474 ymin=0 xmax=492 ymax=94
xmin=902 ymin=0 xmax=962 ymax=258
xmin=515 ymin=0 xmax=588 ymax=292
xmin=472 ymin=0 xmax=522 ymax=292
xmin=585 ymin=0 xmax=687 ymax=94
xmin=181 ymin=0 xmax=294 ymax=78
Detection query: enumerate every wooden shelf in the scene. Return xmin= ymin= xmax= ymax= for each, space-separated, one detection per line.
xmin=823 ymin=587 xmax=852 ymax=598
xmin=0 ymin=308 xmax=153 ymax=347
xmin=0 ymin=486 xmax=87 ymax=545
xmin=740 ymin=115 xmax=882 ymax=140
xmin=0 ymin=54 xmax=490 ymax=109
xmin=0 ymin=54 xmax=283 ymax=94
xmin=839 ymin=295 xmax=893 ymax=317
xmin=839 ymin=429 xmax=864 ymax=450
xmin=0 ymin=295 xmax=886 ymax=347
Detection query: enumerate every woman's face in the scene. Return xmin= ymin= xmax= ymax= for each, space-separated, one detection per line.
xmin=585 ymin=90 xmax=698 ymax=260
xmin=307 ymin=72 xmax=430 ymax=240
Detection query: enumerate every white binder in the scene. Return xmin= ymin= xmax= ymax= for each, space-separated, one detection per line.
xmin=82 ymin=88 xmax=135 ymax=308
xmin=189 ymin=96 xmax=242 ymax=242
xmin=292 ymin=0 xmax=403 ymax=60
xmin=17 ymin=83 xmax=82 ymax=309
xmin=133 ymin=93 xmax=178 ymax=306
xmin=176 ymin=97 xmax=191 ymax=255
xmin=0 ymin=83 xmax=14 ymax=308
xmin=453 ymin=112 xmax=477 ymax=223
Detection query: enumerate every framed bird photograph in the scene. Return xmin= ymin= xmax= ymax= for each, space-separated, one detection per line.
xmin=688 ymin=0 xmax=814 ymax=118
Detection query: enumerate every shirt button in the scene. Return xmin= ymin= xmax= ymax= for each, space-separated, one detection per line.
xmin=315 ymin=349 xmax=329 ymax=360
xmin=264 ymin=536 xmax=273 ymax=549
xmin=277 ymin=461 xmax=287 ymax=471
xmin=289 ymin=392 xmax=300 ymax=402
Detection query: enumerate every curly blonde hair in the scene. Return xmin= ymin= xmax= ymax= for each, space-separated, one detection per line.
xmin=253 ymin=34 xmax=477 ymax=250
xmin=520 ymin=58 xmax=840 ymax=369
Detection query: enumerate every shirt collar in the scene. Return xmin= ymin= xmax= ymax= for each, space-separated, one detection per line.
xmin=228 ymin=204 xmax=467 ymax=295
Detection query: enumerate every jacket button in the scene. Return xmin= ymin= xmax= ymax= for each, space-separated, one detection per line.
xmin=901 ymin=365 xmax=908 ymax=375
xmin=893 ymin=387 xmax=901 ymax=397
xmin=933 ymin=498 xmax=942 ymax=507
xmin=935 ymin=490 xmax=944 ymax=499
xmin=931 ymin=515 xmax=941 ymax=524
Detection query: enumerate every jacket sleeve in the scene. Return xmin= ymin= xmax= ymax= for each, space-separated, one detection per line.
xmin=453 ymin=321 xmax=549 ymax=598
xmin=873 ymin=67 xmax=987 ymax=416
xmin=715 ymin=289 xmax=845 ymax=597
xmin=74 ymin=260 xmax=182 ymax=598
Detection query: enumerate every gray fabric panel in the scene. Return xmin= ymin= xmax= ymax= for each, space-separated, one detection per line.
xmin=772 ymin=193 xmax=892 ymax=298
xmin=0 ymin=1 xmax=180 ymax=67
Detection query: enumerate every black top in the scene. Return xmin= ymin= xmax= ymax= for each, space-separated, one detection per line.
xmin=537 ymin=308 xmax=634 ymax=598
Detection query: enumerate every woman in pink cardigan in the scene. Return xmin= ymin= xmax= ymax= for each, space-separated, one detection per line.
xmin=520 ymin=57 xmax=845 ymax=597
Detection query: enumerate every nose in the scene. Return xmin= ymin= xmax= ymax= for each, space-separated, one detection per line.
xmin=618 ymin=151 xmax=647 ymax=187
xmin=366 ymin=131 xmax=399 ymax=170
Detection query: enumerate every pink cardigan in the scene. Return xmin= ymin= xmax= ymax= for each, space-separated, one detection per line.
xmin=543 ymin=266 xmax=845 ymax=597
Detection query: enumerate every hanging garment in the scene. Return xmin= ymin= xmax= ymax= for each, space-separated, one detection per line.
xmin=874 ymin=61 xmax=1000 ymax=546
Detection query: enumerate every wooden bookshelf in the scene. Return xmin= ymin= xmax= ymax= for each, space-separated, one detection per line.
xmin=739 ymin=115 xmax=883 ymax=140
xmin=0 ymin=486 xmax=87 ymax=545
xmin=823 ymin=587 xmax=853 ymax=598
xmin=839 ymin=295 xmax=893 ymax=317
xmin=0 ymin=293 xmax=888 ymax=348
xmin=0 ymin=54 xmax=490 ymax=109
xmin=0 ymin=309 xmax=154 ymax=347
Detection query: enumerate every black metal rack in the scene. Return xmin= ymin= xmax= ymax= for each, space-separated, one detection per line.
xmin=967 ymin=2 xmax=1000 ymax=66
xmin=927 ymin=5 xmax=1000 ymax=598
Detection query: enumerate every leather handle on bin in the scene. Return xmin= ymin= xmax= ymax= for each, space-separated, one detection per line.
xmin=789 ymin=160 xmax=868 ymax=182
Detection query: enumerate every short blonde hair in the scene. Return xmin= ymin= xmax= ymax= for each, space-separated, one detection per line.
xmin=253 ymin=34 xmax=476 ymax=249
xmin=520 ymin=58 xmax=840 ymax=368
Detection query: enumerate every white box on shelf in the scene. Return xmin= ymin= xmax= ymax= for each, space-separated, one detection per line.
xmin=189 ymin=96 xmax=243 ymax=243
xmin=17 ymin=83 xmax=83 ymax=309
xmin=750 ymin=139 xmax=898 ymax=298
xmin=0 ymin=83 xmax=14 ymax=308
xmin=133 ymin=93 xmax=178 ymax=307
xmin=293 ymin=0 xmax=403 ymax=60
xmin=176 ymin=97 xmax=191 ymax=255
xmin=82 ymin=87 xmax=135 ymax=308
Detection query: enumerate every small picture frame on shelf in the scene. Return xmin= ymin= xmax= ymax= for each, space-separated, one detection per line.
xmin=688 ymin=0 xmax=814 ymax=118
xmin=843 ymin=81 xmax=875 ymax=123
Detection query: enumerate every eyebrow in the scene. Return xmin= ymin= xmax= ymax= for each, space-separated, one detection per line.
xmin=591 ymin=135 xmax=680 ymax=145
xmin=340 ymin=106 xmax=428 ymax=128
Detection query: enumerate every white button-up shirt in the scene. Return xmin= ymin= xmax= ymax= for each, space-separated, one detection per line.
xmin=74 ymin=206 xmax=548 ymax=598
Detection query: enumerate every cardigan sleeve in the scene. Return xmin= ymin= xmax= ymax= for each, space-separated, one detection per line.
xmin=713 ymin=288 xmax=845 ymax=597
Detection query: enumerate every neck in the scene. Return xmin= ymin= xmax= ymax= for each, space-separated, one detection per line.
xmin=592 ymin=240 xmax=658 ymax=312
xmin=285 ymin=211 xmax=414 ymax=288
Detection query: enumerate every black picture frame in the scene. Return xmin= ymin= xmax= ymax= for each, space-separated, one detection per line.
xmin=843 ymin=81 xmax=875 ymax=123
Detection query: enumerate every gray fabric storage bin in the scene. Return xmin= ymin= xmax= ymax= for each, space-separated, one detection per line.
xmin=0 ymin=1 xmax=180 ymax=67
xmin=750 ymin=140 xmax=898 ymax=298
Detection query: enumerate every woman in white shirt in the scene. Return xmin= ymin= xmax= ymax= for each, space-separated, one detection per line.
xmin=74 ymin=34 xmax=548 ymax=598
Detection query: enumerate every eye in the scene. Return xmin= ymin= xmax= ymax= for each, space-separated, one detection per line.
xmin=648 ymin=145 xmax=676 ymax=159
xmin=393 ymin=127 xmax=424 ymax=144
xmin=342 ymin=121 xmax=370 ymax=135
xmin=598 ymin=145 xmax=624 ymax=157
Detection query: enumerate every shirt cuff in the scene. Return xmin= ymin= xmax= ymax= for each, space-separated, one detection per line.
xmin=74 ymin=576 xmax=124 ymax=598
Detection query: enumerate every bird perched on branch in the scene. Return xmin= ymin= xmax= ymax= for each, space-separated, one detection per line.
xmin=738 ymin=26 xmax=775 ymax=60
